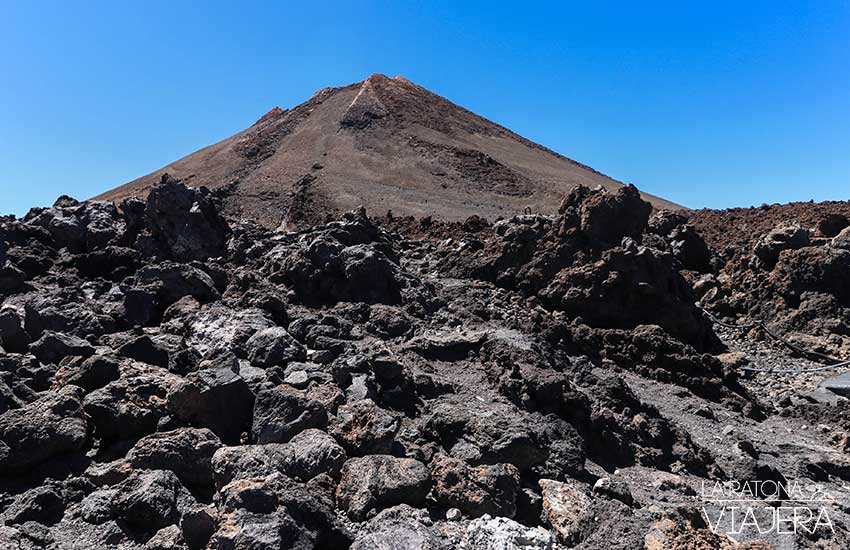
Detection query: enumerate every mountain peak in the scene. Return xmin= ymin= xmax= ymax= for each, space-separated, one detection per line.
xmin=95 ymin=77 xmax=681 ymax=227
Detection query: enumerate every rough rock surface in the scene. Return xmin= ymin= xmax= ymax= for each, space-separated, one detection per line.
xmin=2 ymin=179 xmax=849 ymax=548
xmin=336 ymin=455 xmax=432 ymax=520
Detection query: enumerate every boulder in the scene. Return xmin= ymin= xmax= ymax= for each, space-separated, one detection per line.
xmin=211 ymin=431 xmax=345 ymax=489
xmin=833 ymin=225 xmax=850 ymax=251
xmin=667 ymin=224 xmax=712 ymax=272
xmin=127 ymin=428 xmax=223 ymax=487
xmin=211 ymin=444 xmax=295 ymax=489
xmin=769 ymin=247 xmax=850 ymax=305
xmin=167 ymin=368 xmax=255 ymax=445
xmin=753 ymin=225 xmax=810 ymax=268
xmin=592 ymin=476 xmax=634 ymax=506
xmin=366 ymin=304 xmax=412 ymax=338
xmin=465 ymin=515 xmax=554 ymax=550
xmin=118 ymin=334 xmax=178 ymax=369
xmin=287 ymin=428 xmax=347 ymax=481
xmin=539 ymin=479 xmax=593 ymax=545
xmin=0 ymin=262 xmax=26 ymax=294
xmin=84 ymin=363 xmax=182 ymax=441
xmin=350 ymin=505 xmax=451 ymax=550
xmin=0 ymin=385 xmax=87 ymax=473
xmin=144 ymin=176 xmax=230 ymax=262
xmin=132 ymin=262 xmax=220 ymax=308
xmin=539 ymin=244 xmax=719 ymax=351
xmin=430 ymin=454 xmax=520 ymax=518
xmin=145 ymin=524 xmax=186 ymax=550
xmin=424 ymin=396 xmax=549 ymax=472
xmin=213 ymin=473 xmax=351 ymax=549
xmin=336 ymin=455 xmax=431 ymax=520
xmin=180 ymin=505 xmax=218 ymax=550
xmin=252 ymin=384 xmax=328 ymax=444
xmin=75 ymin=246 xmax=139 ymax=279
xmin=280 ymin=238 xmax=407 ymax=305
xmin=24 ymin=205 xmax=86 ymax=251
xmin=647 ymin=210 xmax=689 ymax=237
xmin=561 ymin=184 xmax=651 ymax=249
xmin=111 ymin=469 xmax=196 ymax=533
xmin=330 ymin=398 xmax=399 ymax=455
xmin=29 ymin=330 xmax=95 ymax=365
xmin=53 ymin=354 xmax=120 ymax=392
xmin=0 ymin=307 xmax=31 ymax=352
xmin=184 ymin=305 xmax=273 ymax=358
xmin=207 ymin=509 xmax=309 ymax=550
xmin=245 ymin=326 xmax=306 ymax=368
xmin=0 ymin=483 xmax=66 ymax=526
xmin=818 ymin=214 xmax=849 ymax=238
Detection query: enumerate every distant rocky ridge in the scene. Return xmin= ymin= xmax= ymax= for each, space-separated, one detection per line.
xmin=94 ymin=74 xmax=681 ymax=229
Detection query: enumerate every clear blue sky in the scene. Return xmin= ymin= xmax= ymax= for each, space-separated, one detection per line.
xmin=2 ymin=1 xmax=848 ymax=216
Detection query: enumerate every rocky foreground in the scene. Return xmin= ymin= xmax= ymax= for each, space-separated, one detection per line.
xmin=2 ymin=178 xmax=850 ymax=549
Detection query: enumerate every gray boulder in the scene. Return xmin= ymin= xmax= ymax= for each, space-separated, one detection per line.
xmin=145 ymin=176 xmax=230 ymax=262
xmin=29 ymin=330 xmax=95 ymax=365
xmin=832 ymin=225 xmax=850 ymax=250
xmin=167 ymin=368 xmax=255 ymax=445
xmin=84 ymin=363 xmax=181 ymax=441
xmin=465 ymin=515 xmax=554 ymax=549
xmin=330 ymin=398 xmax=399 ymax=455
xmin=252 ymin=384 xmax=327 ymax=444
xmin=336 ymin=455 xmax=431 ymax=521
xmin=127 ymin=428 xmax=223 ymax=487
xmin=0 ymin=385 xmax=87 ymax=472
xmin=111 ymin=470 xmax=196 ymax=533
xmin=245 ymin=326 xmax=306 ymax=368
xmin=211 ymin=430 xmax=345 ymax=489
xmin=753 ymin=225 xmax=810 ymax=268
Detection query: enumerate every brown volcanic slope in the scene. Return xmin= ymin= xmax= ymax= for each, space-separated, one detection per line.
xmin=96 ymin=74 xmax=682 ymax=228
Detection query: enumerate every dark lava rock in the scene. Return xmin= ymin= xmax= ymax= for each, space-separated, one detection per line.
xmin=53 ymin=354 xmax=120 ymax=392
xmin=540 ymin=244 xmax=719 ymax=351
xmin=430 ymin=453 xmax=520 ymax=518
xmin=336 ymin=455 xmax=432 ymax=521
xmin=350 ymin=505 xmax=452 ymax=550
xmin=245 ymin=326 xmax=306 ymax=368
xmin=0 ymin=385 xmax=87 ymax=473
xmin=214 ymin=472 xmax=351 ymax=549
xmin=84 ymin=363 xmax=180 ymax=441
xmin=1 ymin=483 xmax=66 ymax=526
xmin=423 ymin=395 xmax=551 ymax=472
xmin=145 ymin=175 xmax=230 ymax=262
xmin=111 ymin=469 xmax=196 ymax=533
xmin=753 ymin=225 xmax=810 ymax=268
xmin=29 ymin=330 xmax=95 ymax=365
xmin=167 ymin=368 xmax=255 ymax=445
xmin=329 ymin=398 xmax=399 ymax=456
xmin=132 ymin=261 xmax=221 ymax=309
xmin=834 ymin=226 xmax=850 ymax=250
xmin=211 ymin=430 xmax=346 ymax=489
xmin=127 ymin=428 xmax=223 ymax=488
xmin=1 ymin=176 xmax=810 ymax=547
xmin=563 ymin=183 xmax=651 ymax=249
xmin=818 ymin=213 xmax=849 ymax=238
xmin=286 ymin=428 xmax=347 ymax=481
xmin=0 ymin=307 xmax=31 ymax=352
xmin=0 ymin=263 xmax=27 ymax=294
xmin=252 ymin=384 xmax=328 ymax=444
